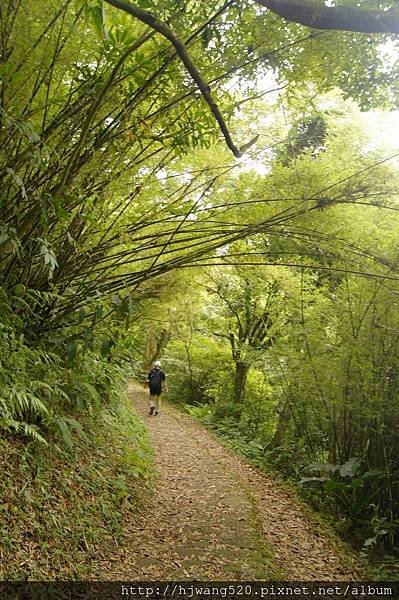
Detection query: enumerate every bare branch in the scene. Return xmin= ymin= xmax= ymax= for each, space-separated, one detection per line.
xmin=255 ymin=0 xmax=399 ymax=34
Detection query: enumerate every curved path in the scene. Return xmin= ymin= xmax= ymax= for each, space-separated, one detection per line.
xmin=92 ymin=383 xmax=360 ymax=580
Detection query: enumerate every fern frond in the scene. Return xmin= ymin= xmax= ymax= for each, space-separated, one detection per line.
xmin=6 ymin=387 xmax=49 ymax=419
xmin=0 ymin=417 xmax=47 ymax=444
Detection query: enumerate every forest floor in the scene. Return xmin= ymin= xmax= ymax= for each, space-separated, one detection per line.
xmin=91 ymin=382 xmax=361 ymax=580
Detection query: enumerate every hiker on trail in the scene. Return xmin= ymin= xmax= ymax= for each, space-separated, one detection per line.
xmin=146 ymin=360 xmax=167 ymax=416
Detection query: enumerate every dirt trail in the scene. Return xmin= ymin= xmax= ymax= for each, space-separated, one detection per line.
xmin=92 ymin=383 xmax=360 ymax=580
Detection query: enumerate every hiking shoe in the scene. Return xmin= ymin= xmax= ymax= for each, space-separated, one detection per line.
xmin=149 ymin=407 xmax=155 ymax=416
xmin=154 ymin=411 xmax=159 ymax=416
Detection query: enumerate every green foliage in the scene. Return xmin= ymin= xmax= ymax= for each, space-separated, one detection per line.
xmin=0 ymin=284 xmax=133 ymax=442
xmin=0 ymin=0 xmax=396 ymax=343
xmin=166 ymin=334 xmax=234 ymax=406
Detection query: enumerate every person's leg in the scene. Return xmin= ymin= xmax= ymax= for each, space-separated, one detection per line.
xmin=149 ymin=393 xmax=156 ymax=415
xmin=155 ymin=394 xmax=161 ymax=415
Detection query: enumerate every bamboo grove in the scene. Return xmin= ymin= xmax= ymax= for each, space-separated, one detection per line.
xmin=1 ymin=0 xmax=399 ymax=563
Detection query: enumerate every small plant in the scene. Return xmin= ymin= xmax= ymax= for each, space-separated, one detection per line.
xmin=298 ymin=459 xmax=392 ymax=546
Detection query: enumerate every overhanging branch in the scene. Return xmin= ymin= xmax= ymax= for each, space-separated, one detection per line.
xmin=103 ymin=0 xmax=258 ymax=158
xmin=255 ymin=0 xmax=399 ymax=34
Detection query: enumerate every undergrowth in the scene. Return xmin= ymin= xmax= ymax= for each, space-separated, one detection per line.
xmin=0 ymin=394 xmax=154 ymax=580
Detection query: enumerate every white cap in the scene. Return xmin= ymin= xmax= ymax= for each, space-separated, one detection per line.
xmin=154 ymin=360 xmax=161 ymax=367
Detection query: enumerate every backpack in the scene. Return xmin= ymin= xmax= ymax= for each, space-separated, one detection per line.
xmin=149 ymin=368 xmax=162 ymax=387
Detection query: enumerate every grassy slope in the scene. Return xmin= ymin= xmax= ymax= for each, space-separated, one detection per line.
xmin=0 ymin=394 xmax=153 ymax=580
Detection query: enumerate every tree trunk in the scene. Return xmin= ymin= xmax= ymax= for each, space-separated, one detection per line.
xmin=234 ymin=361 xmax=248 ymax=404
xmin=143 ymin=328 xmax=170 ymax=372
xmin=272 ymin=399 xmax=292 ymax=448
xmin=184 ymin=334 xmax=198 ymax=403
